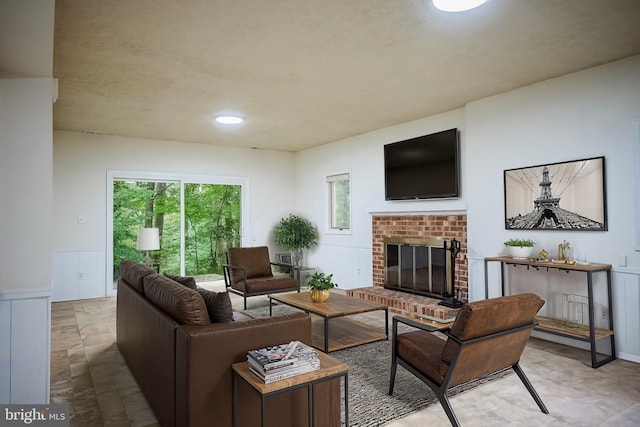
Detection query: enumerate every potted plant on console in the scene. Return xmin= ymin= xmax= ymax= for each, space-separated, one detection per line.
xmin=307 ymin=272 xmax=338 ymax=303
xmin=274 ymin=214 xmax=318 ymax=266
xmin=504 ymin=238 xmax=535 ymax=259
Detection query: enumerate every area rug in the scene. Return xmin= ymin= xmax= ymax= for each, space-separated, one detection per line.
xmin=242 ymin=305 xmax=512 ymax=426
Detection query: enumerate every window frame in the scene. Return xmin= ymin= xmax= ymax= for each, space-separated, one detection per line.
xmin=326 ymin=171 xmax=351 ymax=235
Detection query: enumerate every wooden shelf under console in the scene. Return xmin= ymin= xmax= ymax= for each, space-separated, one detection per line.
xmin=535 ymin=316 xmax=614 ymax=341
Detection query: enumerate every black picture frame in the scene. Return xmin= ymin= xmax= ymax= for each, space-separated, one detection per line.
xmin=504 ymin=156 xmax=607 ymax=231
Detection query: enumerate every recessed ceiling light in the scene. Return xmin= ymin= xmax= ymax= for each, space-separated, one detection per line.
xmin=432 ymin=0 xmax=488 ymax=12
xmin=214 ymin=115 xmax=244 ymax=125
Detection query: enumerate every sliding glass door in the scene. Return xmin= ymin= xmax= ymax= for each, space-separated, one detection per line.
xmin=107 ymin=171 xmax=247 ymax=294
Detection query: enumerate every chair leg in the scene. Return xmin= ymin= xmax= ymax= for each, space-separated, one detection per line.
xmin=434 ymin=390 xmax=461 ymax=427
xmin=243 ymin=295 xmax=247 ymax=310
xmin=512 ymin=363 xmax=549 ymax=414
xmin=388 ymin=360 xmax=397 ymax=395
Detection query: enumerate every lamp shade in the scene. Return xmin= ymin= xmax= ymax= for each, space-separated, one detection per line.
xmin=136 ymin=228 xmax=160 ymax=251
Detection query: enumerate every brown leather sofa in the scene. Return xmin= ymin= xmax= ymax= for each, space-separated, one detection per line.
xmin=116 ymin=261 xmax=340 ymax=427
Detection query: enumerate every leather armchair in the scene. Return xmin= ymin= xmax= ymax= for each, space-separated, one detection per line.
xmin=389 ymin=293 xmax=549 ymax=427
xmin=223 ymin=246 xmax=299 ymax=309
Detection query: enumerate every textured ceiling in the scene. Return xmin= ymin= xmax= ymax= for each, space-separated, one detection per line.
xmin=53 ymin=0 xmax=640 ymax=152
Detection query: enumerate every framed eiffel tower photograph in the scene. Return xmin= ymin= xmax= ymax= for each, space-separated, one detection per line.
xmin=504 ymin=156 xmax=607 ymax=231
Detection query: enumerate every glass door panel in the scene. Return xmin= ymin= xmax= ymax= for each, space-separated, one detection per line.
xmin=183 ymin=183 xmax=241 ymax=277
xmin=112 ymin=180 xmax=180 ymax=281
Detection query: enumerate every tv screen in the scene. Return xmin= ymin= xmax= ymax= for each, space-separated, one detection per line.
xmin=384 ymin=128 xmax=459 ymax=200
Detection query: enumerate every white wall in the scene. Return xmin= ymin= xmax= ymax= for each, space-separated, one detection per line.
xmin=466 ymin=55 xmax=640 ymax=277
xmin=0 ymin=0 xmax=55 ymax=406
xmin=53 ymin=131 xmax=296 ymax=296
xmin=0 ymin=77 xmax=54 ymax=404
xmin=294 ymin=55 xmax=640 ymax=360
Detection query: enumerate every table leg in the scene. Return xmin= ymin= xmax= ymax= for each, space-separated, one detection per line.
xmin=324 ymin=317 xmax=329 ymax=353
xmin=308 ymin=383 xmax=313 ymax=426
xmin=232 ymin=372 xmax=237 ymax=427
xmin=344 ymin=372 xmax=349 ymax=427
xmin=384 ymin=308 xmax=389 ymax=340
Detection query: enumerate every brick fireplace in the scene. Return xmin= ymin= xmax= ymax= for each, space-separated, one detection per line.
xmin=372 ymin=214 xmax=468 ymax=302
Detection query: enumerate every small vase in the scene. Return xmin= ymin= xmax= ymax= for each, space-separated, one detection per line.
xmin=310 ymin=289 xmax=330 ymax=303
xmin=292 ymin=249 xmax=303 ymax=267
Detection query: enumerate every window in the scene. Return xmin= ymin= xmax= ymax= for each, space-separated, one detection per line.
xmin=327 ymin=173 xmax=350 ymax=232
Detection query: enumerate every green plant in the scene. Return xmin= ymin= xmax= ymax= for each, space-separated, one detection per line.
xmin=504 ymin=238 xmax=535 ymax=247
xmin=273 ymin=214 xmax=318 ymax=251
xmin=306 ymin=272 xmax=338 ymax=291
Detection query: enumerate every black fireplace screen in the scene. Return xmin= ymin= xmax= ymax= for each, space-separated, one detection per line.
xmin=385 ymin=241 xmax=453 ymax=299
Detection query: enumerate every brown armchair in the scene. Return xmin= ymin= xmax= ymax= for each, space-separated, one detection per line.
xmin=389 ymin=293 xmax=549 ymax=427
xmin=223 ymin=246 xmax=299 ymax=309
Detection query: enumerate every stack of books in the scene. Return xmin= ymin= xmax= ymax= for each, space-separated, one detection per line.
xmin=247 ymin=341 xmax=320 ymax=384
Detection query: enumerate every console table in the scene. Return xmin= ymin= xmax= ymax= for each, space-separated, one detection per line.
xmin=484 ymin=256 xmax=615 ymax=368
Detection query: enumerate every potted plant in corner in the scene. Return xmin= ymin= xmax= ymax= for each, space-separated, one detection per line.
xmin=306 ymin=272 xmax=338 ymax=303
xmin=274 ymin=214 xmax=318 ymax=266
xmin=504 ymin=238 xmax=535 ymax=259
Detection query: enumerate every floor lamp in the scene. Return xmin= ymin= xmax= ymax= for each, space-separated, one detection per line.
xmin=136 ymin=227 xmax=160 ymax=267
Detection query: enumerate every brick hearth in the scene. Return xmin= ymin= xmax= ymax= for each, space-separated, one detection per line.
xmin=347 ymin=286 xmax=460 ymax=319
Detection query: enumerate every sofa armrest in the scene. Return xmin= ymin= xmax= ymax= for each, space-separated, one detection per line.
xmin=175 ymin=312 xmax=313 ymax=426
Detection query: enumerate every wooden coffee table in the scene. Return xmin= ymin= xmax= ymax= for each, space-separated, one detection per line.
xmin=269 ymin=292 xmax=388 ymax=352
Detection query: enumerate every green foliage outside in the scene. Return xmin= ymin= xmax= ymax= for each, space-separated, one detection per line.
xmin=113 ymin=180 xmax=241 ymax=279
xmin=183 ymin=183 xmax=241 ymax=276
xmin=333 ymin=179 xmax=350 ymax=229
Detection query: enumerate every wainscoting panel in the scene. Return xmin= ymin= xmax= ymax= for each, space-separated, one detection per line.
xmin=53 ymin=248 xmax=106 ymax=301
xmin=0 ymin=300 xmax=11 ymax=402
xmin=0 ymin=290 xmax=51 ymax=403
xmin=612 ymin=270 xmax=640 ymax=363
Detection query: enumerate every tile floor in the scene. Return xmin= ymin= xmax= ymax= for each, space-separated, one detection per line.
xmin=50 ymin=286 xmax=640 ymax=426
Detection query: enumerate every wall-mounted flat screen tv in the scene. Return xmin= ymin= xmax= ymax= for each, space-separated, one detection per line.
xmin=384 ymin=128 xmax=460 ymax=200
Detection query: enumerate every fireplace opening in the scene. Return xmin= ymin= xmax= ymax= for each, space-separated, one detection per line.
xmin=384 ymin=238 xmax=458 ymax=300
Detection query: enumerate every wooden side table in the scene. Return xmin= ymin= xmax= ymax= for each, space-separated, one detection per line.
xmin=232 ymin=351 xmax=349 ymax=427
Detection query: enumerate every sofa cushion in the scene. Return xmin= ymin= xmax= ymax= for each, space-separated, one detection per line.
xmin=164 ymin=273 xmax=197 ymax=290
xmin=232 ymin=275 xmax=298 ymax=293
xmin=119 ymin=260 xmax=156 ymax=294
xmin=143 ymin=274 xmax=210 ymax=325
xmin=197 ymin=288 xmax=234 ymax=323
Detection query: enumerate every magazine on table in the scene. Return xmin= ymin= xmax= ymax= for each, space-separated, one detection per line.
xmin=248 ymin=340 xmax=317 ymax=370
xmin=248 ymin=358 xmax=320 ymax=384
xmin=247 ymin=340 xmax=320 ymax=382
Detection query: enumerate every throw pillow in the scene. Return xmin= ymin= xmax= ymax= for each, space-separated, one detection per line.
xmin=197 ymin=288 xmax=234 ymax=323
xmin=164 ymin=273 xmax=197 ymax=290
